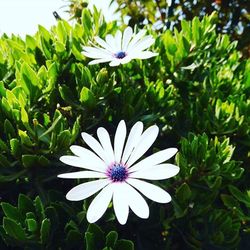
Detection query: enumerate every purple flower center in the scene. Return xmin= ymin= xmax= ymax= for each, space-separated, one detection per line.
xmin=115 ymin=51 xmax=126 ymax=59
xmin=107 ymin=163 xmax=128 ymax=182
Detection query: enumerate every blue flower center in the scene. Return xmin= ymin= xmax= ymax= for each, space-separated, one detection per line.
xmin=108 ymin=164 xmax=128 ymax=182
xmin=115 ymin=51 xmax=126 ymax=59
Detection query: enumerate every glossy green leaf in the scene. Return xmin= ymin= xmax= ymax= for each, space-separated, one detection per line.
xmin=22 ymin=155 xmax=39 ymax=168
xmin=40 ymin=218 xmax=51 ymax=244
xmin=1 ymin=203 xmax=21 ymax=222
xmin=115 ymin=239 xmax=134 ymax=250
xmin=26 ymin=218 xmax=37 ymax=232
xmin=3 ymin=217 xmax=26 ymax=241
xmin=10 ymin=138 xmax=21 ymax=158
xmin=80 ymin=87 xmax=96 ymax=107
xmin=106 ymin=231 xmax=118 ymax=248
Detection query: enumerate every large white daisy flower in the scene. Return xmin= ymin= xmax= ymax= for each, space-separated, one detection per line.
xmin=82 ymin=27 xmax=158 ymax=66
xmin=58 ymin=120 xmax=179 ymax=225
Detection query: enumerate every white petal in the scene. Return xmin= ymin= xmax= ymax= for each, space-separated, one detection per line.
xmin=82 ymin=46 xmax=112 ymax=58
xmin=81 ymin=132 xmax=110 ymax=165
xmin=113 ymin=183 xmax=129 ymax=225
xmin=124 ymin=183 xmax=149 ymax=219
xmin=122 ymin=121 xmax=143 ymax=164
xmin=131 ymin=51 xmax=158 ymax=60
xmin=122 ymin=27 xmax=133 ymax=51
xmin=127 ymin=36 xmax=155 ymax=54
xmin=129 ymin=164 xmax=180 ymax=180
xmin=126 ymin=125 xmax=159 ymax=167
xmin=82 ymin=51 xmax=105 ymax=59
xmin=129 ymin=148 xmax=178 ymax=172
xmin=58 ymin=170 xmax=106 ymax=179
xmin=88 ymin=58 xmax=113 ymax=65
xmin=60 ymin=155 xmax=105 ymax=172
xmin=114 ymin=120 xmax=127 ymax=163
xmin=66 ymin=179 xmax=110 ymax=201
xmin=87 ymin=183 xmax=114 ymax=223
xmin=70 ymin=145 xmax=107 ymax=171
xmin=82 ymin=50 xmax=110 ymax=60
xmin=127 ymin=29 xmax=147 ymax=52
xmin=120 ymin=56 xmax=132 ymax=64
xmin=114 ymin=30 xmax=122 ymax=51
xmin=97 ymin=127 xmax=115 ymax=163
xmin=94 ymin=36 xmax=113 ymax=52
xmin=105 ymin=34 xmax=116 ymax=51
xmin=109 ymin=59 xmax=121 ymax=67
xmin=127 ymin=178 xmax=171 ymax=203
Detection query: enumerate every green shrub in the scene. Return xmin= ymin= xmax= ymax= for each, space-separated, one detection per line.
xmin=0 ymin=9 xmax=249 ymax=249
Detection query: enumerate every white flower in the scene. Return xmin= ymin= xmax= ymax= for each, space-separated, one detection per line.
xmin=58 ymin=120 xmax=179 ymax=225
xmin=82 ymin=27 xmax=158 ymax=66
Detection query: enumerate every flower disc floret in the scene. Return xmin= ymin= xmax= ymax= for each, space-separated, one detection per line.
xmin=107 ymin=163 xmax=128 ymax=182
xmin=115 ymin=51 xmax=127 ymax=59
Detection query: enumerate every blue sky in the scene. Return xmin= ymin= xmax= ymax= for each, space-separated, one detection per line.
xmin=0 ymin=0 xmax=117 ymax=36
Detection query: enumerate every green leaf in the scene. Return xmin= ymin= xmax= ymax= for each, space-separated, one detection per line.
xmin=87 ymin=224 xmax=105 ymax=243
xmin=106 ymin=231 xmax=118 ymax=248
xmin=20 ymin=62 xmax=40 ymax=101
xmin=38 ymin=156 xmax=50 ymax=167
xmin=229 ymin=185 xmax=250 ymax=207
xmin=10 ymin=138 xmax=21 ymax=158
xmin=3 ymin=217 xmax=26 ymax=241
xmin=115 ymin=239 xmax=134 ymax=250
xmin=59 ymin=84 xmax=76 ymax=104
xmin=26 ymin=211 xmax=36 ymax=220
xmin=55 ymin=41 xmax=65 ymax=53
xmin=20 ymin=107 xmax=29 ymax=127
xmin=0 ymin=169 xmax=27 ymax=183
xmin=0 ymin=80 xmax=6 ymax=96
xmin=209 ymin=176 xmax=222 ymax=190
xmin=4 ymin=119 xmax=16 ymax=139
xmin=18 ymin=130 xmax=33 ymax=147
xmin=26 ymin=218 xmax=37 ymax=232
xmin=44 ymin=206 xmax=58 ymax=227
xmin=1 ymin=203 xmax=21 ymax=222
xmin=38 ymin=113 xmax=62 ymax=140
xmin=0 ymin=154 xmax=11 ymax=168
xmin=18 ymin=194 xmax=35 ymax=217
xmin=96 ymin=68 xmax=108 ymax=84
xmin=40 ymin=218 xmax=51 ymax=244
xmin=34 ymin=196 xmax=45 ymax=219
xmin=176 ymin=182 xmax=192 ymax=202
xmin=85 ymin=232 xmax=95 ymax=250
xmin=80 ymin=87 xmax=96 ymax=107
xmin=22 ymin=155 xmax=39 ymax=168
xmin=192 ymin=17 xmax=200 ymax=44
xmin=45 ymin=62 xmax=58 ymax=92
xmin=71 ymin=116 xmax=81 ymax=142
xmin=81 ymin=9 xmax=92 ymax=32
xmin=56 ymin=21 xmax=68 ymax=44
xmin=0 ymin=138 xmax=9 ymax=152
xmin=38 ymin=25 xmax=52 ymax=59
xmin=25 ymin=35 xmax=37 ymax=50
xmin=172 ymin=199 xmax=188 ymax=218
xmin=221 ymin=194 xmax=240 ymax=209
xmin=65 ymin=230 xmax=83 ymax=247
xmin=56 ymin=130 xmax=71 ymax=151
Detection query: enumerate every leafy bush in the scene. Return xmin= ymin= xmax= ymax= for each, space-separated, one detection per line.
xmin=0 ymin=9 xmax=249 ymax=249
xmin=111 ymin=0 xmax=250 ymax=56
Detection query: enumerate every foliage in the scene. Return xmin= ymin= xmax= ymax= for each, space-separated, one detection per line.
xmin=110 ymin=0 xmax=250 ymax=56
xmin=0 ymin=8 xmax=250 ymax=249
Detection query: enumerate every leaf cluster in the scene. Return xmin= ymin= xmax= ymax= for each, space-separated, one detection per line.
xmin=0 ymin=9 xmax=249 ymax=250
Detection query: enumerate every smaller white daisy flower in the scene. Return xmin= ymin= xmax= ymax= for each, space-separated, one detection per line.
xmin=58 ymin=120 xmax=179 ymax=225
xmin=82 ymin=27 xmax=158 ymax=66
